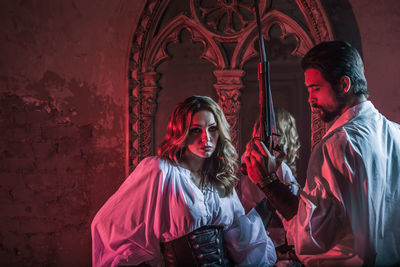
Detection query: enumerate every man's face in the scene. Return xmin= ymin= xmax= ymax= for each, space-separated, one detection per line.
xmin=304 ymin=68 xmax=345 ymax=122
xmin=185 ymin=110 xmax=219 ymax=159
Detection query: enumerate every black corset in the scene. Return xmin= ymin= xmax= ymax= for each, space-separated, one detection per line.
xmin=160 ymin=225 xmax=233 ymax=267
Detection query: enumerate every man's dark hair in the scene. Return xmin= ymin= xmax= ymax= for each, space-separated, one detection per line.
xmin=301 ymin=41 xmax=369 ymax=98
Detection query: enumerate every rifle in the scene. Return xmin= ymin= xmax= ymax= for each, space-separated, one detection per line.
xmin=242 ymin=0 xmax=299 ymax=221
xmin=241 ymin=0 xmax=278 ymax=175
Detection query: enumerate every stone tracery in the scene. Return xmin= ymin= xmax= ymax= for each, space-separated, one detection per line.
xmin=128 ymin=0 xmax=334 ymax=171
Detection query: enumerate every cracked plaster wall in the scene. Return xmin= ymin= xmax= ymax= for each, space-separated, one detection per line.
xmin=0 ymin=1 xmax=145 ymax=266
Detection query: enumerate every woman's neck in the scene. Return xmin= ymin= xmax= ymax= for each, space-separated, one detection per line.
xmin=180 ymin=151 xmax=204 ymax=174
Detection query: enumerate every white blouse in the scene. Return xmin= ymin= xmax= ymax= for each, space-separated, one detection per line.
xmin=91 ymin=156 xmax=276 ymax=266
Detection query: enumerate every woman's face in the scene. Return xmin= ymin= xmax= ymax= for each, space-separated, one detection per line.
xmin=185 ymin=110 xmax=219 ymax=159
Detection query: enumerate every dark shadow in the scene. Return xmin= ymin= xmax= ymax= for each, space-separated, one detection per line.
xmin=321 ymin=0 xmax=363 ymax=57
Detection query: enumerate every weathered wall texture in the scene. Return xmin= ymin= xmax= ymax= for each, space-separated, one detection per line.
xmin=0 ymin=1 xmax=145 ymax=266
xmin=351 ymin=0 xmax=400 ymax=122
xmin=0 ymin=0 xmax=399 ymax=266
xmin=326 ymin=0 xmax=400 ymax=123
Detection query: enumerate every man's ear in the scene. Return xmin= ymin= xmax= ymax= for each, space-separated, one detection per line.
xmin=341 ymin=76 xmax=351 ymax=93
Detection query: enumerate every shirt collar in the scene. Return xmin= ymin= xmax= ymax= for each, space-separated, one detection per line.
xmin=323 ymin=101 xmax=373 ymax=138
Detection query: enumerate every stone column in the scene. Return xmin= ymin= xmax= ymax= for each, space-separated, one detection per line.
xmin=141 ymin=71 xmax=160 ymax=158
xmin=213 ymin=69 xmax=245 ymax=152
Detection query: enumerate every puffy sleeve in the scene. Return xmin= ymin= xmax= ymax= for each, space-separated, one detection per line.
xmin=283 ymin=130 xmax=357 ymax=263
xmin=91 ymin=157 xmax=165 ymax=267
xmin=223 ymin=190 xmax=277 ymax=266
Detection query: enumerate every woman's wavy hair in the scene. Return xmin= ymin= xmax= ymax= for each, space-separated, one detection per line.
xmin=275 ymin=107 xmax=300 ymax=176
xmin=251 ymin=108 xmax=300 ymax=176
xmin=158 ymin=95 xmax=238 ymax=197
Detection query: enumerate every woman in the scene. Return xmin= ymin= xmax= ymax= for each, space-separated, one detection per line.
xmin=274 ymin=107 xmax=301 ymax=178
xmin=91 ymin=96 xmax=276 ymax=266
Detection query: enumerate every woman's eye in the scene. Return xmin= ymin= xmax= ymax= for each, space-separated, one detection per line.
xmin=189 ymin=128 xmax=202 ymax=134
xmin=209 ymin=126 xmax=218 ymax=132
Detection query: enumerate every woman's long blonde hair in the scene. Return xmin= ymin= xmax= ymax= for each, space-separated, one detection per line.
xmin=158 ymin=95 xmax=237 ymax=197
xmin=274 ymin=107 xmax=300 ymax=176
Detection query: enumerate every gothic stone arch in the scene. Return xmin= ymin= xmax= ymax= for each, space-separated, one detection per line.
xmin=128 ymin=0 xmax=334 ymax=171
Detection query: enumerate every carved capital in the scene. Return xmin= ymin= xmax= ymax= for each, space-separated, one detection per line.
xmin=142 ymin=71 xmax=160 ymax=87
xmin=213 ymin=69 xmax=244 ymax=150
xmin=213 ymin=69 xmax=244 ymax=115
xmin=215 ymin=88 xmax=241 ymax=115
xmin=139 ymin=71 xmax=160 ymax=161
xmin=141 ymin=72 xmax=160 ymax=116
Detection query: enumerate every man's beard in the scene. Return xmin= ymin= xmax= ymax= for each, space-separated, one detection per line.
xmin=313 ymin=104 xmax=342 ymax=122
xmin=313 ymin=87 xmax=347 ymax=123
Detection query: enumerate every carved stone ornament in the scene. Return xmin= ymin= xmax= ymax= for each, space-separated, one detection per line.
xmin=214 ymin=69 xmax=245 ymax=149
xmin=127 ymin=0 xmax=334 ymax=171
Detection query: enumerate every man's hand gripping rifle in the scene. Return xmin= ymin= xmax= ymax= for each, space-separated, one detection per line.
xmin=242 ymin=0 xmax=299 ymax=221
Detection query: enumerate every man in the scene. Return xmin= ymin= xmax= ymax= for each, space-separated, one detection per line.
xmin=244 ymin=41 xmax=400 ymax=266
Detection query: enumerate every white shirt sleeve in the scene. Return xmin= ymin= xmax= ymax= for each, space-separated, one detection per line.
xmin=91 ymin=157 xmax=165 ymax=267
xmin=283 ymin=130 xmax=361 ymax=265
xmin=278 ymin=162 xmax=300 ymax=196
xmin=223 ymin=190 xmax=277 ymax=266
xmin=92 ymin=156 xmax=277 ymax=266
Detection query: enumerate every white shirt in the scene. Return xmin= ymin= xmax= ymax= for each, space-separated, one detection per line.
xmin=284 ymin=101 xmax=400 ymax=266
xmin=240 ymin=162 xmax=299 ymax=248
xmin=91 ymin=156 xmax=276 ymax=266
